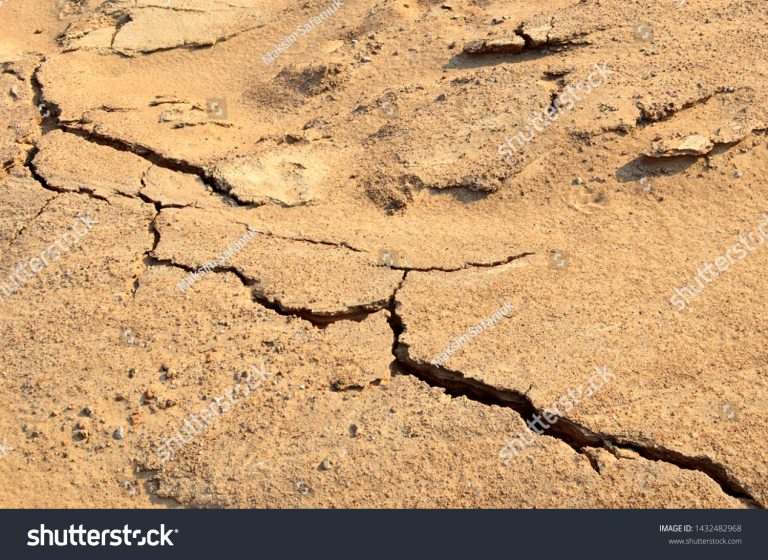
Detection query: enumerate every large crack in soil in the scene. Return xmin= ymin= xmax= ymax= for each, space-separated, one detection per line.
xmin=385 ymin=295 xmax=761 ymax=507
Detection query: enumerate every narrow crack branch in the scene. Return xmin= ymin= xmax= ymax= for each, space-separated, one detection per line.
xmin=55 ymin=125 xmax=249 ymax=207
xmin=251 ymin=292 xmax=387 ymax=326
xmin=147 ymin=253 xmax=393 ymax=327
xmin=25 ymin=147 xmax=111 ymax=204
xmin=635 ymin=87 xmax=744 ymax=127
xmin=232 ymin=223 xmax=368 ymax=254
xmin=387 ymin=252 xmax=534 ymax=273
xmin=268 ymin=235 xmax=365 ymax=253
xmin=6 ymin=193 xmax=59 ymax=250
xmin=132 ymin=204 xmax=162 ymax=298
xmin=30 ymin=59 xmax=59 ymax=135
xmin=29 ymin=64 xmax=249 ymax=207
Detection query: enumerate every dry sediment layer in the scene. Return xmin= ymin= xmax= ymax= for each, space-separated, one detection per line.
xmin=0 ymin=0 xmax=766 ymax=508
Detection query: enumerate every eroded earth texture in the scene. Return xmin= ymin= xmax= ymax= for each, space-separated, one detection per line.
xmin=0 ymin=0 xmax=767 ymax=508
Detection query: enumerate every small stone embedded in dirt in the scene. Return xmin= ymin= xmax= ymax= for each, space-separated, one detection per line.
xmin=463 ymin=35 xmax=525 ymax=55
xmin=519 ymin=23 xmax=550 ymax=47
xmin=158 ymin=398 xmax=177 ymax=410
xmin=122 ymin=328 xmax=136 ymax=345
xmin=645 ymin=134 xmax=714 ymax=158
xmin=73 ymin=424 xmax=90 ymax=441
xmin=160 ymin=365 xmax=176 ymax=380
xmin=319 ymin=459 xmax=333 ymax=471
xmin=113 ymin=428 xmax=124 ymax=440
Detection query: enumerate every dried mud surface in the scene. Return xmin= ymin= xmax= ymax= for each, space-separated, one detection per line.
xmin=0 ymin=0 xmax=767 ymax=508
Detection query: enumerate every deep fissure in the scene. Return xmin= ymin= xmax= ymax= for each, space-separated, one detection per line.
xmin=385 ymin=298 xmax=761 ymax=507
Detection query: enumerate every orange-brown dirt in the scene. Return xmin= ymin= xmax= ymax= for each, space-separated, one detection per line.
xmin=0 ymin=0 xmax=766 ymax=508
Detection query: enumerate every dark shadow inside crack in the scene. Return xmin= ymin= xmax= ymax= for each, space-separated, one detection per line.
xmin=387 ymin=298 xmax=761 ymax=506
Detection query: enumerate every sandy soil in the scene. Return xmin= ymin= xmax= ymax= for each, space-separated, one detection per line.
xmin=0 ymin=0 xmax=766 ymax=508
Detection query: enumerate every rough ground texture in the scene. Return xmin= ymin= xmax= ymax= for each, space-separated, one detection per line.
xmin=0 ymin=0 xmax=767 ymax=508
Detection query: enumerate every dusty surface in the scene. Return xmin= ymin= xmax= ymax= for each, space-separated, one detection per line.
xmin=0 ymin=0 xmax=767 ymax=508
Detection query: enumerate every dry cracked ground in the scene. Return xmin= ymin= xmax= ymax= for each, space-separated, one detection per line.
xmin=0 ymin=0 xmax=767 ymax=508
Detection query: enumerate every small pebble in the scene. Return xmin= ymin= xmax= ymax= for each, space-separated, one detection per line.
xmin=113 ymin=428 xmax=124 ymax=440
